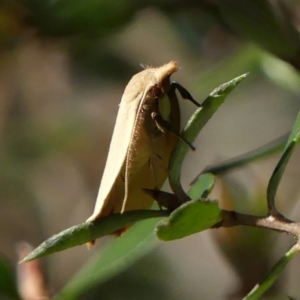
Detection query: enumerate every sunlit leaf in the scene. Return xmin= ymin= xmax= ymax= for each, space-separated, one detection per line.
xmin=156 ymin=199 xmax=222 ymax=241
xmin=22 ymin=210 xmax=166 ymax=262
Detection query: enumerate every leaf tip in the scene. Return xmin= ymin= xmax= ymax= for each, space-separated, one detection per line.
xmin=236 ymin=72 xmax=249 ymax=82
xmin=19 ymin=255 xmax=33 ymax=264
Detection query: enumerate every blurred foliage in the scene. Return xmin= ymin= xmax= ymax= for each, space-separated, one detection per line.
xmin=1 ymin=0 xmax=300 ymax=300
xmin=24 ymin=0 xmax=136 ymax=37
xmin=214 ymin=176 xmax=275 ymax=297
xmin=57 ymin=218 xmax=160 ymax=300
xmin=79 ymin=251 xmax=178 ymax=300
xmin=0 ymin=256 xmax=19 ymax=299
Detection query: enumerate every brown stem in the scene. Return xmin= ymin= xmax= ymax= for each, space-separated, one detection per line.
xmin=216 ymin=210 xmax=300 ymax=238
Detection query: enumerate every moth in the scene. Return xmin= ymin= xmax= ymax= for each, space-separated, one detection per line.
xmin=87 ymin=61 xmax=199 ymax=231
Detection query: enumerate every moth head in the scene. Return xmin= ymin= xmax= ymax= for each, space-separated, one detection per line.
xmin=155 ymin=61 xmax=178 ymax=82
xmin=148 ymin=62 xmax=178 ymax=99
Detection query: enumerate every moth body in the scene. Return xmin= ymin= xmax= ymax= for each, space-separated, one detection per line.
xmin=87 ymin=61 xmax=180 ymax=224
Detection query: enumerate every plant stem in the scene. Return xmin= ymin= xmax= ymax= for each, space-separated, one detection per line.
xmin=217 ymin=210 xmax=300 ymax=238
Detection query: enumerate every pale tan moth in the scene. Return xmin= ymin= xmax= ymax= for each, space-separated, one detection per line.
xmin=87 ymin=61 xmax=199 ymax=235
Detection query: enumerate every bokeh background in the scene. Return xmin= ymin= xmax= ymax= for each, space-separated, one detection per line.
xmin=1 ymin=0 xmax=300 ymax=299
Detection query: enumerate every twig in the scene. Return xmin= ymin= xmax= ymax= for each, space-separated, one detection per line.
xmin=216 ymin=210 xmax=300 ymax=238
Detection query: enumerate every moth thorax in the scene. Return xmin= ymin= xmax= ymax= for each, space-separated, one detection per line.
xmin=148 ymin=84 xmax=163 ymax=99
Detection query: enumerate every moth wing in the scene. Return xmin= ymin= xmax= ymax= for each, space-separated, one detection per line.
xmin=119 ymin=91 xmax=181 ymax=212
xmin=87 ymin=62 xmax=180 ymax=222
xmin=87 ymin=92 xmax=145 ymax=221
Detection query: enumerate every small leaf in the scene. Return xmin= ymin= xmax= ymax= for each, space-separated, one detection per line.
xmin=156 ymin=199 xmax=222 ymax=241
xmin=267 ymin=110 xmax=300 ymax=213
xmin=57 ymin=218 xmax=159 ymax=300
xmin=169 ymin=73 xmax=248 ymax=201
xmin=21 ymin=210 xmax=167 ymax=262
xmin=188 ymin=173 xmax=215 ymax=199
xmin=243 ymin=243 xmax=300 ymax=300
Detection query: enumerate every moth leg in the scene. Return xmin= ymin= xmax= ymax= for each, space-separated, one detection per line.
xmin=170 ymin=82 xmax=201 ymax=107
xmin=151 ymin=112 xmax=195 ymax=151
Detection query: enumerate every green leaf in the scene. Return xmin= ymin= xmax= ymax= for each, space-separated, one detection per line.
xmin=267 ymin=111 xmax=300 ymax=213
xmin=188 ymin=173 xmax=215 ymax=200
xmin=198 ymin=133 xmax=288 ymax=175
xmin=0 ymin=257 xmax=19 ymax=299
xmin=21 ymin=210 xmax=167 ymax=262
xmin=169 ymin=73 xmax=248 ymax=201
xmin=56 ymin=218 xmax=159 ymax=300
xmin=243 ymin=243 xmax=300 ymax=300
xmin=155 ymin=199 xmax=222 ymax=241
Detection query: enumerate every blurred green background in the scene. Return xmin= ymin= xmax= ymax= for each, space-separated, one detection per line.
xmin=1 ymin=0 xmax=300 ymax=299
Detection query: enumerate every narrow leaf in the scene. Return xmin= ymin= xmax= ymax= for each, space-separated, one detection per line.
xmin=21 ymin=210 xmax=167 ymax=262
xmin=243 ymin=243 xmax=300 ymax=300
xmin=267 ymin=111 xmax=300 ymax=213
xmin=169 ymin=73 xmax=248 ymax=201
xmin=156 ymin=199 xmax=222 ymax=241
